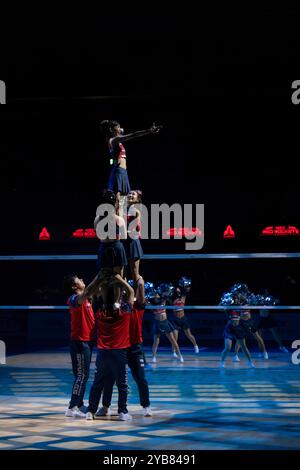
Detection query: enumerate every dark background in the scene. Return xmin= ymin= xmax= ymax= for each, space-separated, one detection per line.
xmin=1 ymin=8 xmax=300 ymax=346
xmin=1 ymin=9 xmax=300 ymax=248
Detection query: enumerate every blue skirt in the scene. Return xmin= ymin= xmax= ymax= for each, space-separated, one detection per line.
xmin=153 ymin=319 xmax=175 ymax=335
xmin=171 ymin=315 xmax=190 ymax=331
xmin=96 ymin=240 xmax=128 ymax=269
xmin=123 ymin=238 xmax=143 ymax=260
xmin=108 ymin=166 xmax=131 ymax=195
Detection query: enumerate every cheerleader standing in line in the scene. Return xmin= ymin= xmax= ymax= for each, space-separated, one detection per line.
xmin=171 ymin=279 xmax=199 ymax=357
xmin=221 ymin=312 xmax=255 ymax=368
xmin=234 ymin=308 xmax=268 ymax=361
xmin=149 ymin=290 xmax=184 ymax=363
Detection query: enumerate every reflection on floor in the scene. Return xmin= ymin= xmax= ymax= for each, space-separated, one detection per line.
xmin=0 ymin=349 xmax=300 ymax=450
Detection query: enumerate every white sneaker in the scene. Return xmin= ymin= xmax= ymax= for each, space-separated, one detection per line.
xmin=248 ymin=361 xmax=255 ymax=368
xmin=85 ymin=411 xmax=94 ymax=420
xmin=194 ymin=345 xmax=199 ymax=354
xmin=173 ymin=352 xmax=178 ymax=358
xmin=220 ymin=361 xmax=225 ymax=368
xmin=233 ymin=355 xmax=240 ymax=362
xmin=119 ymin=412 xmax=132 ymax=421
xmin=65 ymin=406 xmax=86 ymax=418
xmin=143 ymin=406 xmax=153 ymax=417
xmin=179 ymin=355 xmax=184 ymax=363
xmin=280 ymin=346 xmax=289 ymax=353
xmin=151 ymin=356 xmax=157 ymax=363
xmin=263 ymin=352 xmax=269 ymax=360
xmin=95 ymin=406 xmax=111 ymax=417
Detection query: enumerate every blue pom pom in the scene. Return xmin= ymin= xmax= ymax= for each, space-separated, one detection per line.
xmin=178 ymin=277 xmax=192 ymax=288
xmin=157 ymin=283 xmax=175 ymax=299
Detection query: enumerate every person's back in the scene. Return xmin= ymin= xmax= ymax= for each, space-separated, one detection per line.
xmin=87 ymin=279 xmax=135 ymax=421
xmin=95 ymin=304 xmax=131 ymax=350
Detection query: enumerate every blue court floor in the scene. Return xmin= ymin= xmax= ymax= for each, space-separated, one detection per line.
xmin=0 ymin=348 xmax=300 ymax=450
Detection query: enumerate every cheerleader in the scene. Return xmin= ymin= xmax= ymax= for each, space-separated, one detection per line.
xmin=171 ymin=278 xmax=199 ymax=357
xmin=123 ymin=190 xmax=144 ymax=289
xmin=221 ymin=312 xmax=255 ymax=368
xmin=148 ymin=289 xmax=184 ymax=363
xmin=100 ymin=120 xmax=161 ymax=208
xmin=94 ymin=189 xmax=127 ymax=305
xmin=234 ymin=307 xmax=268 ymax=360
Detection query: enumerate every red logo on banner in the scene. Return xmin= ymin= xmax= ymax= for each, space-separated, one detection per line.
xmin=72 ymin=228 xmax=97 ymax=239
xmin=261 ymin=225 xmax=300 ymax=236
xmin=166 ymin=227 xmax=203 ymax=237
xmin=223 ymin=225 xmax=236 ymax=238
xmin=38 ymin=227 xmax=51 ymax=240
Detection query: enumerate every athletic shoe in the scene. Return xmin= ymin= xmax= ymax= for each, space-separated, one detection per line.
xmin=194 ymin=345 xmax=199 ymax=354
xmin=65 ymin=406 xmax=86 ymax=418
xmin=79 ymin=405 xmax=88 ymax=413
xmin=220 ymin=361 xmax=225 ymax=368
xmin=263 ymin=352 xmax=269 ymax=360
xmin=143 ymin=406 xmax=153 ymax=417
xmin=95 ymin=406 xmax=111 ymax=417
xmin=119 ymin=412 xmax=132 ymax=421
xmin=179 ymin=355 xmax=184 ymax=363
xmin=233 ymin=355 xmax=240 ymax=362
xmin=151 ymin=356 xmax=157 ymax=363
xmin=279 ymin=346 xmax=289 ymax=353
xmin=85 ymin=411 xmax=94 ymax=420
xmin=173 ymin=352 xmax=178 ymax=358
xmin=248 ymin=361 xmax=255 ymax=368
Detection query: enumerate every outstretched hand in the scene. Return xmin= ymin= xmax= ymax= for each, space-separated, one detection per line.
xmin=150 ymin=122 xmax=163 ymax=134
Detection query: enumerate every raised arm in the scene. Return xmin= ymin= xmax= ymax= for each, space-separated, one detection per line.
xmin=109 ymin=274 xmax=135 ymax=304
xmin=136 ymin=276 xmax=145 ymax=306
xmin=110 ymin=123 xmax=162 ymax=145
xmin=77 ymin=270 xmax=111 ymax=305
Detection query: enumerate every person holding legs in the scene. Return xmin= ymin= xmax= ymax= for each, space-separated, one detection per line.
xmin=63 ymin=271 xmax=108 ymax=417
xmin=86 ymin=275 xmax=134 ymax=421
xmin=97 ymin=276 xmax=152 ymax=418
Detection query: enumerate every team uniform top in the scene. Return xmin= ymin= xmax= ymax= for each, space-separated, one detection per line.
xmin=67 ymin=295 xmax=96 ymax=341
xmin=130 ymin=301 xmax=145 ymax=346
xmin=95 ymin=304 xmax=132 ymax=349
xmin=109 ymin=141 xmax=127 ymax=165
xmin=173 ymin=297 xmax=185 ymax=311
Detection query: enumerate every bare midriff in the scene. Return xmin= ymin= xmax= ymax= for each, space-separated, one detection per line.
xmin=240 ymin=311 xmax=251 ymax=320
xmin=154 ymin=311 xmax=167 ymax=321
xmin=118 ymin=157 xmax=127 ymax=169
xmin=173 ymin=309 xmax=185 ymax=318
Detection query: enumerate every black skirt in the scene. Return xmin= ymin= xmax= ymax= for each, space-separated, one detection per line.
xmin=123 ymin=238 xmax=143 ymax=260
xmin=96 ymin=240 xmax=128 ymax=269
xmin=108 ymin=166 xmax=131 ymax=195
